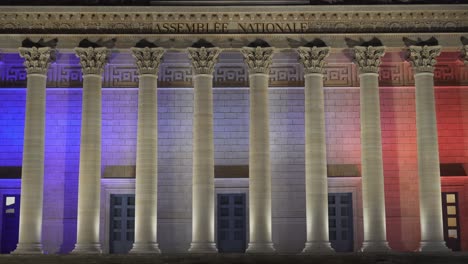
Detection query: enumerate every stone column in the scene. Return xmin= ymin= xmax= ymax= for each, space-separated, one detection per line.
xmin=241 ymin=46 xmax=276 ymax=253
xmin=12 ymin=47 xmax=53 ymax=254
xmin=187 ymin=47 xmax=221 ymax=253
xmin=353 ymin=46 xmax=390 ymax=252
xmin=408 ymin=45 xmax=450 ymax=252
xmin=129 ymin=47 xmax=165 ymax=254
xmin=72 ymin=47 xmax=109 ymax=254
xmin=296 ymin=46 xmax=334 ymax=253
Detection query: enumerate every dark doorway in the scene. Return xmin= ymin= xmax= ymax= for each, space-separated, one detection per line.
xmin=217 ymin=193 xmax=247 ymax=253
xmin=1 ymin=194 xmax=20 ymax=254
xmin=328 ymin=192 xmax=354 ymax=252
xmin=109 ymin=194 xmax=135 ymax=254
xmin=442 ymin=192 xmax=461 ymax=251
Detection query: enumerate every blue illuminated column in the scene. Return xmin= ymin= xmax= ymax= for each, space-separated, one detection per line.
xmin=72 ymin=47 xmax=109 ymax=254
xmin=408 ymin=45 xmax=450 ymax=252
xmin=12 ymin=46 xmax=54 ymax=254
xmin=129 ymin=47 xmax=165 ymax=254
xmin=297 ymin=46 xmax=334 ymax=253
xmin=187 ymin=46 xmax=221 ymax=253
xmin=353 ymin=46 xmax=390 ymax=252
xmin=241 ymin=46 xmax=276 ymax=253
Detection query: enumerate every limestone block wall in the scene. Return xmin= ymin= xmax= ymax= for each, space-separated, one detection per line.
xmin=0 ymin=86 xmax=467 ymax=253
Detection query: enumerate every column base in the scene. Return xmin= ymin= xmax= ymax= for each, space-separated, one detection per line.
xmin=361 ymin=241 xmax=391 ymax=252
xmin=130 ymin=242 xmax=161 ymax=254
xmin=71 ymin=243 xmax=102 ymax=254
xmin=302 ymin=241 xmax=334 ymax=254
xmin=246 ymin=242 xmax=276 ymax=253
xmin=418 ymin=241 xmax=451 ymax=252
xmin=188 ymin=242 xmax=218 ymax=253
xmin=11 ymin=243 xmax=43 ymax=254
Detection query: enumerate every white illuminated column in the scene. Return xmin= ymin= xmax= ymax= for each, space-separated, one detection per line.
xmin=72 ymin=47 xmax=109 ymax=254
xmin=12 ymin=47 xmax=53 ymax=254
xmin=241 ymin=46 xmax=276 ymax=253
xmin=130 ymin=47 xmax=165 ymax=254
xmin=187 ymin=47 xmax=221 ymax=253
xmin=408 ymin=45 xmax=450 ymax=252
xmin=297 ymin=46 xmax=334 ymax=253
xmin=353 ymin=46 xmax=390 ymax=252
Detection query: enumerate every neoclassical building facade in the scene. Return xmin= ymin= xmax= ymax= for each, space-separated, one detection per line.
xmin=0 ymin=2 xmax=467 ymax=254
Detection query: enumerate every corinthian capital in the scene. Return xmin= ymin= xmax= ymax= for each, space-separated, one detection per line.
xmin=19 ymin=46 xmax=54 ymax=75
xmin=240 ymin=46 xmax=274 ymax=74
xmin=407 ymin=45 xmax=441 ymax=73
xmin=131 ymin=47 xmax=165 ymax=75
xmin=297 ymin=46 xmax=330 ymax=74
xmin=187 ymin=47 xmax=221 ymax=75
xmin=74 ymin=47 xmax=109 ymax=75
xmin=461 ymin=45 xmax=468 ymax=66
xmin=353 ymin=46 xmax=385 ymax=74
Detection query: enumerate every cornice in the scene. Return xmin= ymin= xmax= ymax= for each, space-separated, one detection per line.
xmin=0 ymin=5 xmax=467 ymax=35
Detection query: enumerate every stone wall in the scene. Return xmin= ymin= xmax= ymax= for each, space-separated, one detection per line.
xmin=0 ymin=86 xmax=467 ymax=253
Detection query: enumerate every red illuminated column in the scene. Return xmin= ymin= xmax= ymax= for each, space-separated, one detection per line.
xmin=129 ymin=47 xmax=165 ymax=254
xmin=353 ymin=46 xmax=391 ymax=252
xmin=408 ymin=45 xmax=450 ymax=252
xmin=12 ymin=47 xmax=54 ymax=254
xmin=296 ymin=46 xmax=334 ymax=253
xmin=72 ymin=47 xmax=109 ymax=254
xmin=187 ymin=46 xmax=221 ymax=253
xmin=241 ymin=46 xmax=276 ymax=253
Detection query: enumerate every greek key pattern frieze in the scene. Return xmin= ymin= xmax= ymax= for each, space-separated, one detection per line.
xmin=1 ymin=61 xmax=468 ymax=88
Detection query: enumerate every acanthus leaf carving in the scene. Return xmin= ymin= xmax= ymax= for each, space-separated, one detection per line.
xmin=240 ymin=46 xmax=274 ymax=74
xmin=187 ymin=47 xmax=221 ymax=75
xmin=131 ymin=47 xmax=165 ymax=75
xmin=407 ymin=45 xmax=442 ymax=73
xmin=18 ymin=46 xmax=54 ymax=75
xmin=353 ymin=46 xmax=386 ymax=74
xmin=462 ymin=45 xmax=468 ymax=66
xmin=74 ymin=47 xmax=109 ymax=75
xmin=296 ymin=46 xmax=330 ymax=74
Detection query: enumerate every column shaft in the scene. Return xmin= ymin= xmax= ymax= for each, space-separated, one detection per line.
xmin=246 ymin=73 xmax=275 ymax=253
xmin=302 ymin=73 xmax=333 ymax=253
xmin=73 ymin=74 xmax=102 ymax=253
xmin=130 ymin=74 xmax=161 ymax=253
xmin=13 ymin=74 xmax=47 ymax=254
xmin=359 ymin=73 xmax=390 ymax=251
xmin=415 ymin=72 xmax=448 ymax=251
xmin=189 ymin=74 xmax=217 ymax=253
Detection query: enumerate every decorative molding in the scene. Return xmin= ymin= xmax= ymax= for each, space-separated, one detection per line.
xmin=297 ymin=46 xmax=330 ymax=74
xmin=0 ymin=6 xmax=466 ymax=35
xmin=18 ymin=47 xmax=54 ymax=75
xmin=74 ymin=47 xmax=109 ymax=75
xmin=353 ymin=46 xmax=385 ymax=74
xmin=131 ymin=47 xmax=165 ymax=75
xmin=187 ymin=47 xmax=221 ymax=75
xmin=240 ymin=47 xmax=274 ymax=74
xmin=2 ymin=56 xmax=468 ymax=88
xmin=407 ymin=45 xmax=442 ymax=74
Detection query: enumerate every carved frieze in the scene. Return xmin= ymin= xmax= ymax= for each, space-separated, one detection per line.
xmin=18 ymin=47 xmax=54 ymax=75
xmin=2 ymin=52 xmax=468 ymax=88
xmin=0 ymin=6 xmax=466 ymax=35
xmin=407 ymin=45 xmax=442 ymax=73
